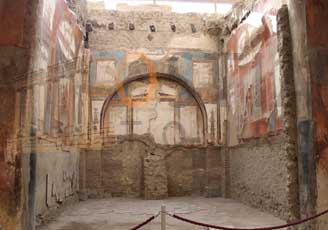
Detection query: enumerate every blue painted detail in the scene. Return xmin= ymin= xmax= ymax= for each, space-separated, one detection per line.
xmin=90 ymin=50 xmax=127 ymax=85
xmin=298 ymin=120 xmax=314 ymax=184
xmin=268 ymin=111 xmax=277 ymax=131
xmin=180 ymin=87 xmax=191 ymax=99
xmin=90 ymin=49 xmax=218 ymax=91
xmin=178 ymin=52 xmax=218 ymax=84
xmin=44 ymin=89 xmax=53 ymax=134
xmin=94 ymin=50 xmax=126 ymax=61
xmin=124 ymin=84 xmax=129 ymax=95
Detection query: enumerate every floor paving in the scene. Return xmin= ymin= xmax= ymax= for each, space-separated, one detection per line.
xmin=38 ymin=197 xmax=286 ymax=230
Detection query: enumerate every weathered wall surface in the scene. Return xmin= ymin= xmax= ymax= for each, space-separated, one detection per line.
xmin=286 ymin=0 xmax=317 ymax=228
xmin=0 ymin=0 xmax=40 ymax=229
xmin=13 ymin=3 xmax=87 ymax=228
xmin=80 ymin=136 xmax=225 ymax=199
xmin=101 ymin=78 xmax=205 ymax=146
xmin=24 ymin=0 xmax=87 ymax=228
xmin=229 ymin=137 xmax=292 ymax=219
xmin=35 ymin=148 xmax=79 ymax=224
xmin=3 ymin=1 xmax=327 ymax=230
xmin=0 ymin=0 xmax=87 ymax=229
xmin=0 ymin=86 xmax=17 ymax=227
xmin=223 ymin=0 xmax=299 ymax=221
xmin=226 ymin=0 xmax=286 ymax=146
xmin=305 ymin=0 xmax=328 ymax=228
xmin=276 ymin=5 xmax=300 ymax=221
xmin=83 ymin=5 xmax=226 ymax=201
xmin=144 ymin=150 xmax=168 ymax=199
xmin=87 ymin=4 xmax=219 ymax=51
xmin=87 ymin=5 xmax=223 ymax=146
xmin=27 ymin=0 xmax=85 ymax=138
xmin=0 ymin=0 xmax=29 ymax=47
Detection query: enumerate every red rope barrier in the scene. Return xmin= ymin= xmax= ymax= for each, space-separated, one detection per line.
xmin=130 ymin=215 xmax=156 ymax=230
xmin=169 ymin=208 xmax=328 ymax=230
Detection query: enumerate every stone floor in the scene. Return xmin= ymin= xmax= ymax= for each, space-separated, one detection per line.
xmin=38 ymin=197 xmax=286 ymax=230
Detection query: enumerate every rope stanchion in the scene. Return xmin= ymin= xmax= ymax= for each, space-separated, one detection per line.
xmin=167 ymin=209 xmax=328 ymax=230
xmin=130 ymin=212 xmax=160 ymax=230
xmin=130 ymin=216 xmax=155 ymax=230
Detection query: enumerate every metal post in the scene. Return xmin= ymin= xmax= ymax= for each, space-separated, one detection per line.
xmin=161 ymin=204 xmax=166 ymax=230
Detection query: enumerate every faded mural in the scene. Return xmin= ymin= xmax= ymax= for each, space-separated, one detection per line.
xmin=0 ymin=0 xmax=28 ymax=47
xmin=0 ymin=0 xmax=85 ymax=228
xmin=226 ymin=0 xmax=284 ymax=146
xmin=307 ymin=0 xmax=328 ymax=227
xmin=0 ymin=0 xmax=31 ymax=222
xmin=39 ymin=0 xmax=83 ymax=137
xmin=89 ymin=49 xmax=220 ymax=146
xmin=308 ymin=0 xmax=328 ymax=179
xmin=103 ymin=79 xmax=204 ymax=145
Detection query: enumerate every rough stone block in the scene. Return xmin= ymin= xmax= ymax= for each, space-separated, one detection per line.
xmin=144 ymin=152 xmax=168 ymax=200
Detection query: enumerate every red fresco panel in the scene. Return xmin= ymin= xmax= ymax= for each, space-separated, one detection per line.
xmin=227 ymin=0 xmax=283 ymax=143
xmin=42 ymin=0 xmax=82 ymax=66
xmin=42 ymin=0 xmax=82 ymax=136
xmin=312 ymin=68 xmax=328 ymax=173
xmin=307 ymin=0 xmax=328 ymax=172
xmin=0 ymin=0 xmax=28 ymax=47
xmin=306 ymin=0 xmax=328 ymax=49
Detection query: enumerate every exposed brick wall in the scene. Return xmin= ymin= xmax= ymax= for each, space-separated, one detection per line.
xmin=81 ymin=136 xmax=225 ymax=199
xmin=228 ymin=136 xmax=293 ymax=220
xmin=144 ymin=150 xmax=168 ymax=199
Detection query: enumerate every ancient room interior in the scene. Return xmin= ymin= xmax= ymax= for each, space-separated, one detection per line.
xmin=0 ymin=0 xmax=328 ymax=229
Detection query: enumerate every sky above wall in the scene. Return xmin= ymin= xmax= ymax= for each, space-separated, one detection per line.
xmin=89 ymin=0 xmax=233 ymax=14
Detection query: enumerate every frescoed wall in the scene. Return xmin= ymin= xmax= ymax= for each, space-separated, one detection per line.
xmin=308 ymin=0 xmax=328 ymax=180
xmin=86 ymin=5 xmax=223 ymax=146
xmin=103 ymin=78 xmax=204 ymax=145
xmin=6 ymin=0 xmax=87 ymax=224
xmin=306 ymin=0 xmax=328 ymax=228
xmin=41 ymin=0 xmax=82 ymax=65
xmin=82 ymin=6 xmax=224 ymax=200
xmin=89 ymin=49 xmax=219 ymax=146
xmin=5 ymin=1 xmax=328 ymax=229
xmin=37 ymin=0 xmax=83 ymax=138
xmin=0 ymin=0 xmax=28 ymax=47
xmin=226 ymin=1 xmax=284 ymax=146
xmin=224 ymin=0 xmax=300 ymax=220
xmin=0 ymin=1 xmax=40 ymax=229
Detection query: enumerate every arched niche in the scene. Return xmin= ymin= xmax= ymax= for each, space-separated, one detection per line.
xmin=100 ymin=73 xmax=208 ymax=146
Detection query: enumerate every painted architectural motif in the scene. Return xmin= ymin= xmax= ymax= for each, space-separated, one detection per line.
xmin=226 ymin=0 xmax=283 ymax=145
xmin=90 ymin=50 xmax=219 ymax=145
